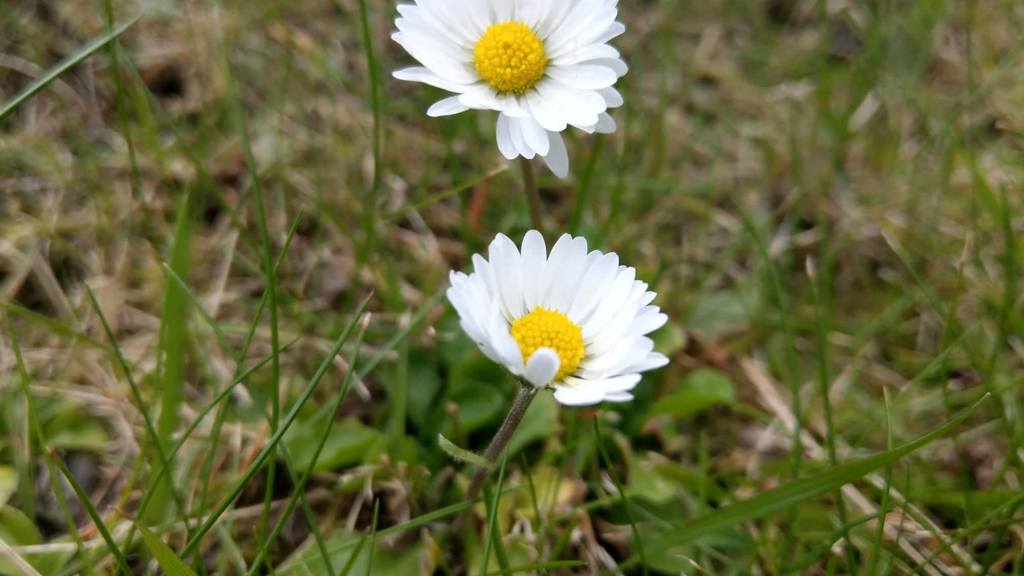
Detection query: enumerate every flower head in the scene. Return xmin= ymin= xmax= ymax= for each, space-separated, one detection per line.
xmin=447 ymin=231 xmax=668 ymax=406
xmin=392 ymin=0 xmax=628 ymax=178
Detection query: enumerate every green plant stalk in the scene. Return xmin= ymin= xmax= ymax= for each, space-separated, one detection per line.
xmin=466 ymin=384 xmax=538 ymax=501
xmin=570 ymin=136 xmax=604 ymax=233
xmin=519 ymin=158 xmax=544 ymax=232
xmin=355 ymin=0 xmax=383 ymax=260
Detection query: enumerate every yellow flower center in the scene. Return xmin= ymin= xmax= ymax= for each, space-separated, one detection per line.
xmin=509 ymin=307 xmax=585 ymax=381
xmin=473 ymin=21 xmax=548 ymax=95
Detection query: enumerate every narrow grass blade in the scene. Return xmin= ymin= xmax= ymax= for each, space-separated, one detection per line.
xmin=478 ymin=451 xmax=509 ymax=576
xmin=868 ymin=388 xmax=895 ymax=573
xmin=52 ymin=456 xmax=131 ymax=574
xmin=7 ymin=324 xmax=94 ymax=573
xmin=180 ymin=295 xmax=372 ymax=557
xmin=135 ymin=523 xmax=198 ymax=576
xmin=364 ymin=498 xmax=381 ymax=576
xmin=148 ymin=191 xmax=193 ymax=523
xmin=639 ymin=394 xmax=989 ymax=562
xmin=0 ymin=16 xmax=139 ymax=121
xmin=84 ymin=286 xmax=188 ymax=529
xmin=485 ymin=560 xmax=586 ymax=575
xmin=244 ymin=322 xmax=368 ymax=576
xmin=594 ymin=419 xmax=648 ymax=575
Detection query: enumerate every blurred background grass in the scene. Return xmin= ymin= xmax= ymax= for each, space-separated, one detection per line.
xmin=1 ymin=0 xmax=1022 ymax=574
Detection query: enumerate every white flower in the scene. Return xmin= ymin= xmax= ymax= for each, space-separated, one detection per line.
xmin=392 ymin=0 xmax=628 ymax=178
xmin=447 ymin=231 xmax=669 ymax=406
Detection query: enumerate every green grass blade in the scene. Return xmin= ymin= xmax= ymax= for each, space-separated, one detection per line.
xmin=485 ymin=560 xmax=586 ymax=575
xmin=364 ymin=498 xmax=381 ymax=576
xmin=868 ymin=388 xmax=895 ymax=574
xmin=227 ymin=83 xmax=282 ymax=563
xmin=52 ymin=456 xmax=131 ymax=575
xmin=244 ymin=321 xmax=369 ymax=576
xmin=84 ymin=286 xmax=189 ymax=530
xmin=147 ymin=191 xmax=193 ymax=523
xmin=594 ymin=419 xmax=648 ymax=575
xmin=638 ymin=394 xmax=989 ymax=562
xmin=180 ymin=295 xmax=373 ymax=558
xmin=478 ymin=451 xmax=509 ymax=576
xmin=0 ymin=16 xmax=139 ymax=121
xmin=135 ymin=522 xmax=198 ymax=576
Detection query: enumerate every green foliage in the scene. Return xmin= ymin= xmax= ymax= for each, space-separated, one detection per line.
xmin=649 ymin=368 xmax=736 ymax=419
xmin=136 ymin=523 xmax=199 ymax=576
xmin=1 ymin=0 xmax=1021 ymax=573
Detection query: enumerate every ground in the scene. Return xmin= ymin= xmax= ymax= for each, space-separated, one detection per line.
xmin=0 ymin=0 xmax=1022 ymax=574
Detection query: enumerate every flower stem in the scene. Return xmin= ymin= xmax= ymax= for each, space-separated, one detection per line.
xmin=519 ymin=158 xmax=544 ymax=232
xmin=466 ymin=384 xmax=538 ymax=501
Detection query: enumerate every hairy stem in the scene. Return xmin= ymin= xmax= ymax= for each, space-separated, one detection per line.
xmin=466 ymin=384 xmax=538 ymax=501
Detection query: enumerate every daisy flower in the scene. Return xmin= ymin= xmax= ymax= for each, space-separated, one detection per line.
xmin=392 ymin=0 xmax=628 ymax=178
xmin=447 ymin=231 xmax=668 ymax=406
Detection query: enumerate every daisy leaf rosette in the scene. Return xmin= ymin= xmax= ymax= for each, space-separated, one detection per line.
xmin=447 ymin=231 xmax=669 ymax=406
xmin=392 ymin=0 xmax=628 ymax=178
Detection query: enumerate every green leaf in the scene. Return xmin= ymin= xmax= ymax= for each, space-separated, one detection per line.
xmin=136 ymin=522 xmax=198 ymax=576
xmin=438 ymin=433 xmax=490 ymax=468
xmin=406 ymin=350 xmax=443 ymax=431
xmin=636 ymin=394 xmax=988 ymax=562
xmin=445 ymin=356 xmax=508 ymax=434
xmin=43 ymin=405 xmax=109 ymax=451
xmin=652 ymin=322 xmax=687 ymax=356
xmin=284 ymin=418 xmax=384 ymax=473
xmin=0 ymin=506 xmax=73 ymax=574
xmin=0 ymin=467 xmax=15 ymax=508
xmin=649 ymin=369 xmax=735 ymax=419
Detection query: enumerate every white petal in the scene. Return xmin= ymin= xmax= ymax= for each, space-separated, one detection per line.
xmin=567 ymin=252 xmax=619 ymax=323
xmin=524 ymin=348 xmax=560 ymax=388
xmin=543 ymin=235 xmax=588 ymax=311
xmin=508 ymin=117 xmax=536 ymax=159
xmin=495 ymin=114 xmax=518 ymax=160
xmin=541 ymin=130 xmax=570 ymax=178
xmin=489 ymin=233 xmax=526 ymax=319
xmin=427 ymin=96 xmax=469 ymax=117
xmin=598 ymin=87 xmax=624 ymax=108
xmin=518 ymin=116 xmax=550 ymax=156
xmin=594 ymin=113 xmax=616 ymax=134
xmin=546 ymin=65 xmax=619 ymax=90
xmin=603 ymin=391 xmax=634 ymax=403
xmin=520 ymin=230 xmax=547 ymax=310
xmin=552 ymin=385 xmax=606 ymax=406
xmin=393 ymin=66 xmax=467 ymax=92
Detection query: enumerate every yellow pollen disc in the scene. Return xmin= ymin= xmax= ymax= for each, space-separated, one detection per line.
xmin=509 ymin=307 xmax=585 ymax=381
xmin=473 ymin=21 xmax=548 ymax=95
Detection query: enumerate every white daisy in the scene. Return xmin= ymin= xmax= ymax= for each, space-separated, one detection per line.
xmin=392 ymin=0 xmax=628 ymax=178
xmin=447 ymin=230 xmax=669 ymax=406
